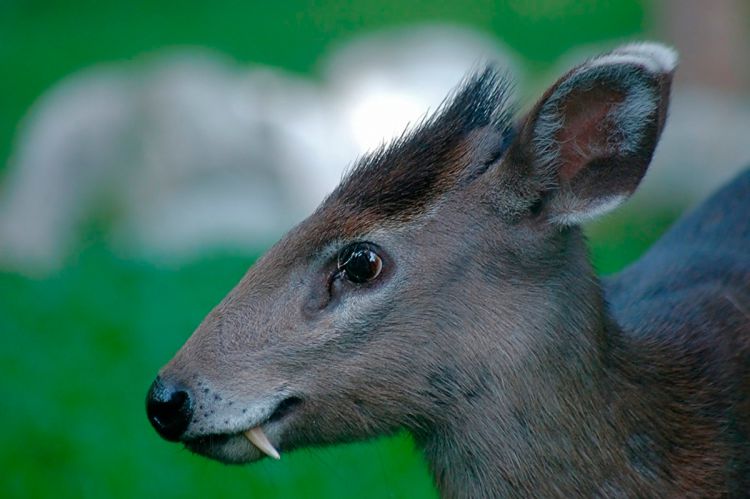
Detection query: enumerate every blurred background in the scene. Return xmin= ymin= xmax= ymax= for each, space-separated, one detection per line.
xmin=1 ymin=0 xmax=748 ymax=497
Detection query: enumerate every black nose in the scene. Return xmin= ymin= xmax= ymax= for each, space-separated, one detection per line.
xmin=146 ymin=377 xmax=193 ymax=441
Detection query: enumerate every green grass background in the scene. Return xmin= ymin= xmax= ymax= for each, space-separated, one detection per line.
xmin=0 ymin=1 xmax=680 ymax=497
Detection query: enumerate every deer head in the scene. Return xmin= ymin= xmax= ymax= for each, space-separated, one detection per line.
xmin=146 ymin=43 xmax=676 ymax=479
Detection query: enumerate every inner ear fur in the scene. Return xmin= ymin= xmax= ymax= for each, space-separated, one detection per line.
xmin=510 ymin=43 xmax=677 ymax=225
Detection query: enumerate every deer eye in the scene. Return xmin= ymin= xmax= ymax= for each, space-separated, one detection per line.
xmin=337 ymin=243 xmax=383 ymax=284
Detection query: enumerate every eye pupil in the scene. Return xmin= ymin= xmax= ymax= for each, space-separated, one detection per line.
xmin=338 ymin=245 xmax=383 ymax=284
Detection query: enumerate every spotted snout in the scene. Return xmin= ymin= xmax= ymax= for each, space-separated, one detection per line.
xmin=145 ymin=369 xmax=306 ymax=463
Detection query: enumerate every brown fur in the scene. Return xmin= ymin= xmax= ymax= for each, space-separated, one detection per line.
xmin=147 ymin=44 xmax=749 ymax=497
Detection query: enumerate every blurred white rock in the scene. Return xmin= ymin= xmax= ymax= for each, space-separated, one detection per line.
xmin=0 ymin=25 xmax=516 ymax=273
xmin=112 ymin=54 xmax=342 ymax=260
xmin=0 ymin=67 xmax=135 ymax=271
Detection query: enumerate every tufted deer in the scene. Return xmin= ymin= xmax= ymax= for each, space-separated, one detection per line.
xmin=146 ymin=42 xmax=750 ymax=497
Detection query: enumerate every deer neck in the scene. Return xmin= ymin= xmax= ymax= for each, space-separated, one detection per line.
xmin=416 ymin=245 xmax=631 ymax=497
xmin=419 ymin=324 xmax=626 ymax=497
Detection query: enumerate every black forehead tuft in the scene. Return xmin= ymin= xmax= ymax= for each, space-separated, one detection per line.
xmin=323 ymin=66 xmax=515 ymax=224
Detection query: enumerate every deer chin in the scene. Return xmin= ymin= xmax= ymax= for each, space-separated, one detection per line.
xmin=183 ymin=432 xmax=267 ymax=464
xmin=183 ymin=421 xmax=287 ymax=464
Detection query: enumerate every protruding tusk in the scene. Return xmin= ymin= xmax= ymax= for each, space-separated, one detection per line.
xmin=243 ymin=427 xmax=281 ymax=460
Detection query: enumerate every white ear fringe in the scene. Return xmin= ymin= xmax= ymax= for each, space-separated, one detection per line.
xmin=551 ymin=194 xmax=627 ymax=226
xmin=591 ymin=42 xmax=678 ymax=75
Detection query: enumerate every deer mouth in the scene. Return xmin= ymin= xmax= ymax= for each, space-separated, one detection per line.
xmin=241 ymin=396 xmax=303 ymax=459
xmin=183 ymin=395 xmax=303 ymax=463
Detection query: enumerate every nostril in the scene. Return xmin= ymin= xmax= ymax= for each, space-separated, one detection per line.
xmin=146 ymin=377 xmax=193 ymax=442
xmin=151 ymin=390 xmax=187 ymax=426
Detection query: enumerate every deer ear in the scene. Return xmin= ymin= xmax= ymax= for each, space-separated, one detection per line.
xmin=514 ymin=42 xmax=677 ymax=225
